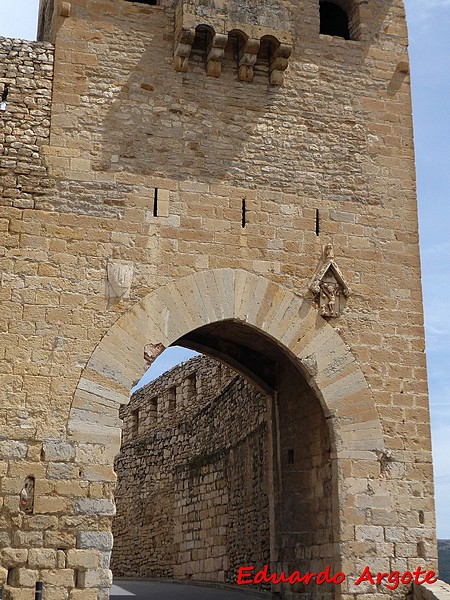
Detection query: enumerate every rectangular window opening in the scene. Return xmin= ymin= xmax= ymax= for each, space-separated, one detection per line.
xmin=288 ymin=449 xmax=295 ymax=464
xmin=242 ymin=198 xmax=246 ymax=228
xmin=315 ymin=209 xmax=320 ymax=236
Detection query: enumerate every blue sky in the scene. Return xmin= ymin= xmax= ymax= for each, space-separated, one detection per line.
xmin=0 ymin=1 xmax=448 ymax=539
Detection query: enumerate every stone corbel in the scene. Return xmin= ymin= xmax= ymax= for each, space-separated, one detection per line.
xmin=207 ymin=33 xmax=228 ymax=77
xmin=174 ymin=27 xmax=196 ymax=73
xmin=59 ymin=2 xmax=71 ymax=17
xmin=269 ymin=43 xmax=292 ymax=86
xmin=238 ymin=38 xmax=260 ymax=82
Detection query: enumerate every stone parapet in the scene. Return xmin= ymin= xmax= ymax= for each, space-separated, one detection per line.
xmin=414 ymin=581 xmax=450 ymax=600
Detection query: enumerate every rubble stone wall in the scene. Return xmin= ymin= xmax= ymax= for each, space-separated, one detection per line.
xmin=111 ymin=355 xmax=270 ymax=585
xmin=0 ymin=37 xmax=54 ymax=209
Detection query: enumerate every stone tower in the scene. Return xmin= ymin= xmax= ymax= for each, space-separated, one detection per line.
xmin=0 ymin=0 xmax=438 ymax=599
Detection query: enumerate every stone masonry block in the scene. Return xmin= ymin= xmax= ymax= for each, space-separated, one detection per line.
xmin=3 ymin=589 xmax=35 ymax=600
xmin=40 ymin=568 xmax=75 ymax=587
xmin=77 ymin=531 xmax=114 ymax=551
xmin=69 ymin=591 xmax=98 ymax=600
xmin=66 ymin=549 xmax=100 ymax=569
xmin=27 ymin=548 xmax=58 ymax=569
xmin=9 ymin=568 xmax=39 ymax=587
xmin=74 ymin=499 xmax=116 ymax=516
xmin=77 ymin=568 xmax=112 ymax=588
xmin=42 ymin=440 xmax=76 ymax=462
xmin=0 ymin=548 xmax=28 ymax=566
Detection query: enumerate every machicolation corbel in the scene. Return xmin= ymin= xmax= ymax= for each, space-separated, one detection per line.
xmin=174 ymin=27 xmax=195 ymax=73
xmin=173 ymin=0 xmax=292 ymax=84
xmin=106 ymin=260 xmax=134 ymax=301
xmin=238 ymin=38 xmax=259 ymax=82
xmin=59 ymin=2 xmax=71 ymax=18
xmin=206 ymin=33 xmax=228 ymax=78
xmin=269 ymin=43 xmax=292 ymax=86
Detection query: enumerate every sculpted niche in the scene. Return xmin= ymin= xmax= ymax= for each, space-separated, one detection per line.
xmin=309 ymin=244 xmax=351 ymax=318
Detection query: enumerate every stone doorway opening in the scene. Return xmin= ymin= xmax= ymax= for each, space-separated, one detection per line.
xmin=111 ymin=320 xmax=337 ymax=599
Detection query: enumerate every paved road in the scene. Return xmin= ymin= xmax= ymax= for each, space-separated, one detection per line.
xmin=111 ymin=580 xmax=270 ymax=599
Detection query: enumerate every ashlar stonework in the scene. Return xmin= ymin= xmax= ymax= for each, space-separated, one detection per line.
xmin=0 ymin=0 xmax=442 ymax=599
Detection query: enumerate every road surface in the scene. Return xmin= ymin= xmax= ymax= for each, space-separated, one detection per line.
xmin=111 ymin=580 xmax=270 ymax=599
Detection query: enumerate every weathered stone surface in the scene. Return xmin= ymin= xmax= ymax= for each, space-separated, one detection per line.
xmin=74 ymin=499 xmax=116 ymax=516
xmin=0 ymin=0 xmax=438 ymax=598
xmin=0 ymin=441 xmax=28 ymax=460
xmin=76 ymin=531 xmax=113 ymax=551
xmin=42 ymin=441 xmax=76 ymax=463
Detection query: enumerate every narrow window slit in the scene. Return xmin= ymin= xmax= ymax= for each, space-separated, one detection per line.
xmin=315 ymin=209 xmax=320 ymax=236
xmin=74 ymin=569 xmax=82 ymax=588
xmin=125 ymin=0 xmax=158 ymax=5
xmin=288 ymin=449 xmax=295 ymax=464
xmin=242 ymin=198 xmax=246 ymax=228
xmin=153 ymin=188 xmax=158 ymax=217
xmin=168 ymin=386 xmax=176 ymax=413
xmin=131 ymin=409 xmax=140 ymax=436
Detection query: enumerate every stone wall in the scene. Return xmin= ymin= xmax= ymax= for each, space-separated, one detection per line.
xmin=111 ymin=355 xmax=270 ymax=585
xmin=414 ymin=581 xmax=450 ymax=600
xmin=0 ymin=37 xmax=54 ymax=209
xmin=0 ymin=1 xmax=439 ymax=599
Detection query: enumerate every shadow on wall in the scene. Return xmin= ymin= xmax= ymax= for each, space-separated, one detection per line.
xmin=89 ymin=8 xmax=283 ymax=184
xmin=83 ymin=0 xmax=400 ymax=192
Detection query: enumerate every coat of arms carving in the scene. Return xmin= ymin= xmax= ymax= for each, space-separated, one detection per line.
xmin=309 ymin=244 xmax=351 ymax=318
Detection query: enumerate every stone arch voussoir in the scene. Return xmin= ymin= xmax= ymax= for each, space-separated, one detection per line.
xmin=68 ymin=267 xmax=384 ymax=460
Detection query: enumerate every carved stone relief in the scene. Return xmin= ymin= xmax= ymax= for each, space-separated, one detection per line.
xmin=107 ymin=261 xmax=133 ymax=300
xmin=143 ymin=343 xmax=166 ymax=365
xmin=19 ymin=476 xmax=35 ymax=514
xmin=309 ymin=244 xmax=351 ymax=318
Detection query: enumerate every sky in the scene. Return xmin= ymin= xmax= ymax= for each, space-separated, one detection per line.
xmin=0 ymin=1 xmax=448 ymax=538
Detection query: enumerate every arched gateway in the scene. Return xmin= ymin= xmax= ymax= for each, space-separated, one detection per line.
xmin=68 ymin=269 xmax=383 ymax=598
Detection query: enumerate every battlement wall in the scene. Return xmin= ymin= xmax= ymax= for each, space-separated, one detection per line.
xmin=0 ymin=37 xmax=54 ymax=209
xmin=112 ymin=355 xmax=270 ymax=584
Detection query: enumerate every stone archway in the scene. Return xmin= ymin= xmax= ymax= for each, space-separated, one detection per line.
xmin=67 ymin=268 xmax=385 ymax=598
